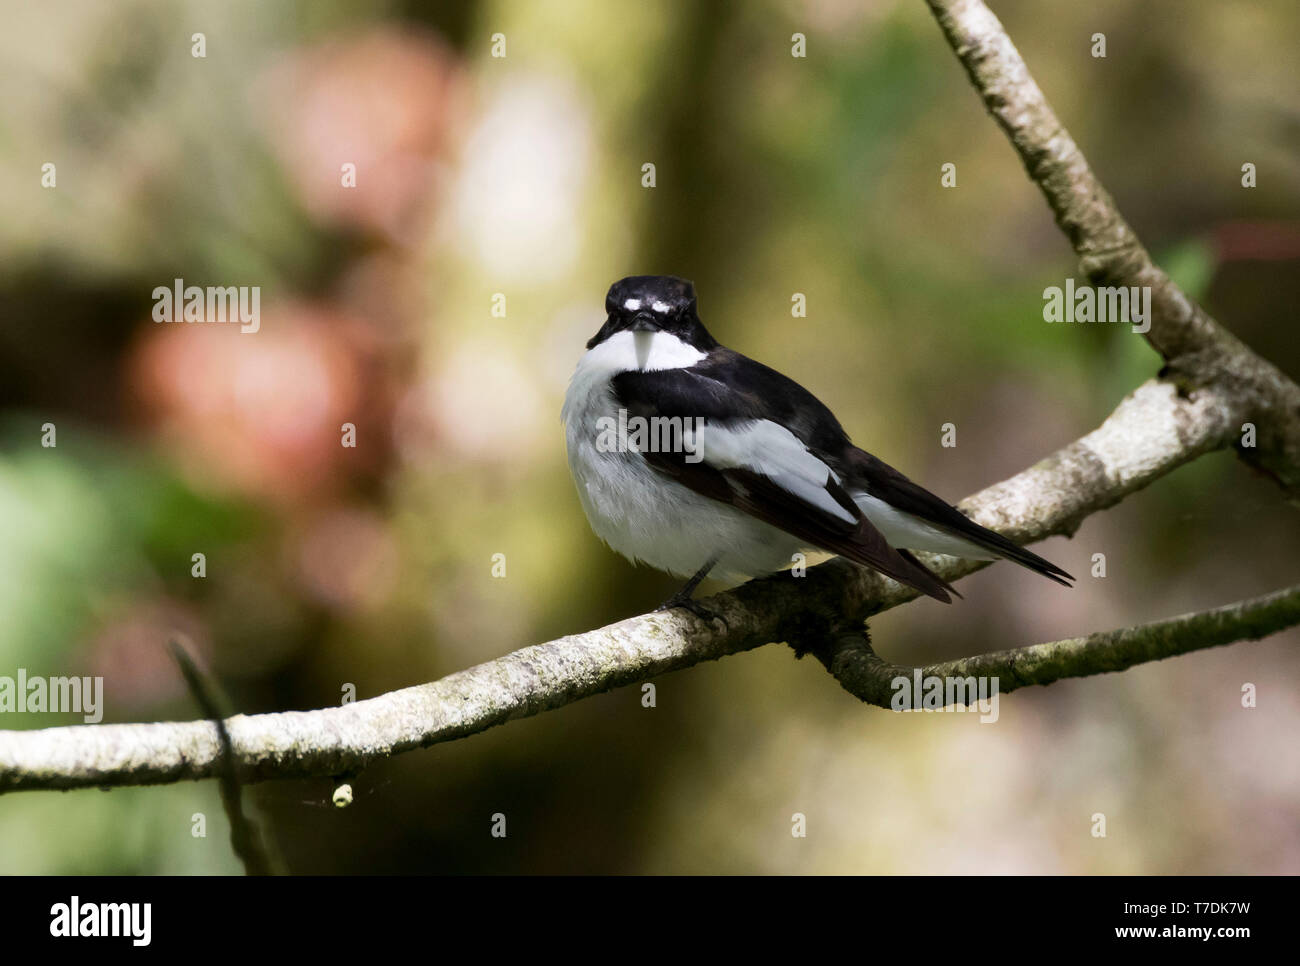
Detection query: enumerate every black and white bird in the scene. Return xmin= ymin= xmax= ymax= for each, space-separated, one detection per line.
xmin=563 ymin=275 xmax=1073 ymax=612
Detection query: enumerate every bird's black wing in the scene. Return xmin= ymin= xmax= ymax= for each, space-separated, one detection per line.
xmin=687 ymin=348 xmax=857 ymax=456
xmin=611 ymin=363 xmax=956 ymax=603
xmin=687 ymin=349 xmax=1070 ymax=586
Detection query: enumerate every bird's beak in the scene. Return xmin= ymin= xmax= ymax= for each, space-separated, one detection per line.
xmin=630 ymin=314 xmax=657 ymax=368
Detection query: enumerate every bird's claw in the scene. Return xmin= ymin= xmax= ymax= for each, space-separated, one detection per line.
xmin=654 ymin=596 xmax=728 ymax=628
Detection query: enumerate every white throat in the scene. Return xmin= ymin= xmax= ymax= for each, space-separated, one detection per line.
xmin=563 ymin=329 xmax=706 ymax=435
xmin=576 ymin=329 xmax=705 ymax=379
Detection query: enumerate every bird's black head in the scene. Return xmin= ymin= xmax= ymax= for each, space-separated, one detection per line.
xmin=586 ymin=275 xmax=718 ymax=350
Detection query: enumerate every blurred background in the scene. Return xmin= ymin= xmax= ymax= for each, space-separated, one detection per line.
xmin=1 ymin=0 xmax=1298 ymax=874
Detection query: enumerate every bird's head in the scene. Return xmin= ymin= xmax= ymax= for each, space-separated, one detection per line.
xmin=586 ymin=275 xmax=717 ymax=350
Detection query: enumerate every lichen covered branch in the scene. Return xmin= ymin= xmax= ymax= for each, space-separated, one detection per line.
xmin=813 ymin=584 xmax=1300 ymax=706
xmin=924 ymin=0 xmax=1300 ymax=497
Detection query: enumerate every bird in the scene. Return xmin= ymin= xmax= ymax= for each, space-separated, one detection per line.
xmin=562 ymin=274 xmax=1073 ymax=614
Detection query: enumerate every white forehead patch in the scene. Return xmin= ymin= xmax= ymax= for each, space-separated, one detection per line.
xmin=651 ymin=301 xmax=670 ymax=313
xmin=623 ymin=298 xmax=641 ymax=311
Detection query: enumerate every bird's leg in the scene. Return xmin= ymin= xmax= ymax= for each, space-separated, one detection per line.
xmin=655 ymin=555 xmax=725 ymax=624
xmin=655 ymin=556 xmax=718 ymax=609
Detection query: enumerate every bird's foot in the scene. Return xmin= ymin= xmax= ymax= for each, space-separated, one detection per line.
xmin=653 ymin=595 xmax=728 ymax=628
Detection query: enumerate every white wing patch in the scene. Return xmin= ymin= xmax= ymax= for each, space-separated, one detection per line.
xmin=702 ymin=419 xmax=855 ymax=524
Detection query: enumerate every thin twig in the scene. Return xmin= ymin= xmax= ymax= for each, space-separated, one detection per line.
xmin=168 ymin=638 xmax=280 ymax=875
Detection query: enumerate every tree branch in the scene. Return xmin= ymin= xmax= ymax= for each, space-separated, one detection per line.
xmin=813 ymin=584 xmax=1300 ymax=707
xmin=925 ymin=0 xmax=1300 ymax=498
xmin=0 ymin=377 xmax=1243 ymax=793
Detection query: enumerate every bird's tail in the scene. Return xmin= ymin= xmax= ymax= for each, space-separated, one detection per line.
xmin=846 ymin=448 xmax=1075 ymax=588
xmin=950 ymin=523 xmax=1074 ymax=587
